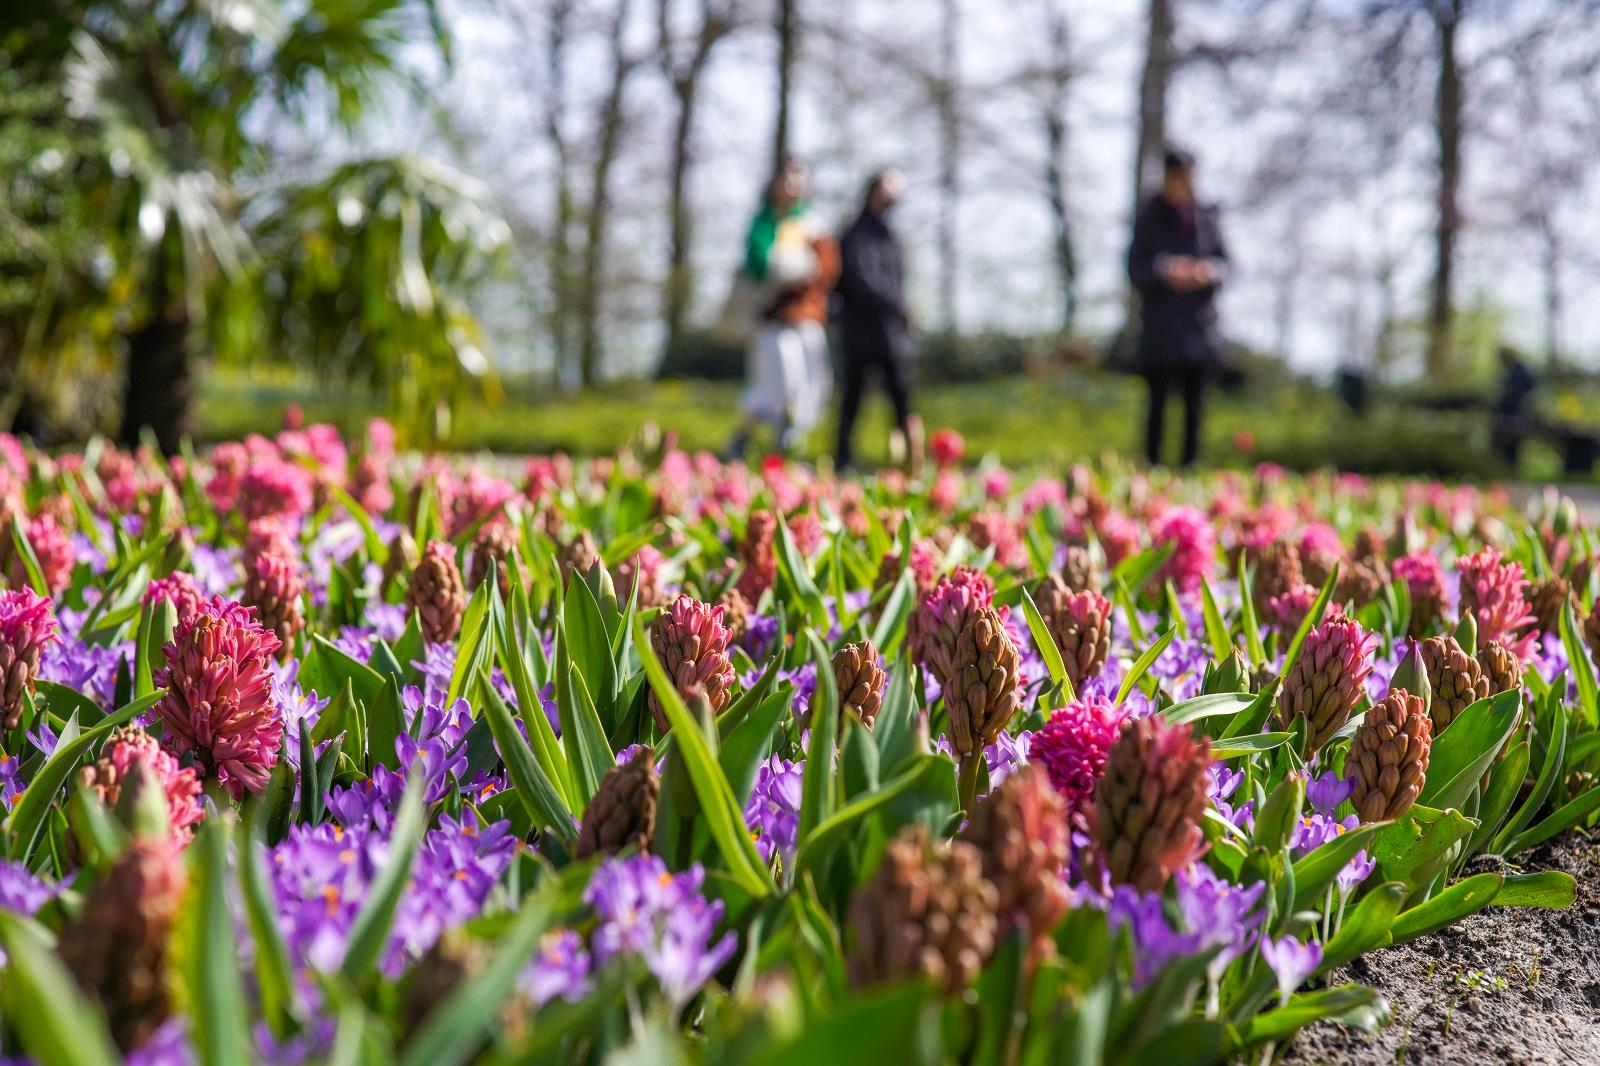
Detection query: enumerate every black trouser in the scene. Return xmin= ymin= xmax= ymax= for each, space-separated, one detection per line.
xmin=1144 ymin=363 xmax=1207 ymax=467
xmin=836 ymin=346 xmax=912 ymax=467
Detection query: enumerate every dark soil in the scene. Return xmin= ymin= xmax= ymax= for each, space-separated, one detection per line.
xmin=1283 ymin=831 xmax=1600 ymax=1065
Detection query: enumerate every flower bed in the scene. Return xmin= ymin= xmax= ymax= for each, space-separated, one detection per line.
xmin=0 ymin=425 xmax=1596 ymax=1064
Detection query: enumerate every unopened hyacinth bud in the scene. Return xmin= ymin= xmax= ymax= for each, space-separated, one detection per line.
xmin=736 ymin=511 xmax=778 ymax=602
xmin=1089 ymin=715 xmax=1211 ymax=892
xmin=1059 ymin=545 xmax=1096 ymax=594
xmin=847 ymin=826 xmax=998 ymax=996
xmin=382 ymin=528 xmax=419 ymax=593
xmin=611 ymin=545 xmax=667 ymax=610
xmin=718 ymin=587 xmax=752 ymax=643
xmin=958 ymin=764 xmax=1070 ymax=959
xmin=557 ymin=531 xmax=600 ymax=587
xmin=1278 ymin=611 xmax=1378 ymax=755
xmin=648 ymin=595 xmax=737 ymax=732
xmin=943 ymin=605 xmax=1021 ymax=758
xmin=1255 ymin=539 xmax=1304 ymax=613
xmin=1478 ymin=641 xmax=1521 ymax=696
xmin=1335 ymin=558 xmax=1388 ymax=609
xmin=908 ymin=566 xmax=996 ymax=684
xmin=468 ymin=520 xmax=517 ymax=594
xmin=1035 ymin=578 xmax=1113 ymax=690
xmin=242 ymin=544 xmax=304 ymax=657
xmin=80 ymin=727 xmax=203 ymax=841
xmin=1352 ymin=526 xmax=1386 ymax=567
xmin=1349 ymin=688 xmax=1432 ymax=823
xmin=1418 ymin=634 xmax=1489 ymax=732
xmin=574 ymin=747 xmax=659 ymax=860
xmin=804 ymin=640 xmax=886 ymax=731
xmin=1392 ymin=552 xmax=1446 ymax=637
xmin=153 ymin=597 xmax=283 ymax=799
xmin=1528 ymin=575 xmax=1575 ymax=636
xmin=0 ymin=587 xmax=59 ymax=729
xmin=406 ymin=540 xmax=466 ymax=644
xmin=58 ymin=837 xmax=187 ymax=1053
xmin=142 ymin=572 xmax=205 ymax=626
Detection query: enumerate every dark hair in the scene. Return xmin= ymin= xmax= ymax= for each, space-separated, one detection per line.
xmin=1163 ymin=147 xmax=1195 ymax=172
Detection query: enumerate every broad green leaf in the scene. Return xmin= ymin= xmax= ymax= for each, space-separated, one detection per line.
xmin=187 ymin=819 xmax=253 ymax=1066
xmin=238 ymin=810 xmax=297 ymax=1037
xmin=1492 ymin=870 xmax=1576 ymax=909
xmin=795 ymin=754 xmax=955 ymax=874
xmin=1116 ymin=626 xmax=1177 ymax=705
xmin=1503 ymin=784 xmax=1600 ymax=856
xmin=799 ymin=632 xmax=840 ymax=839
xmin=0 ymin=911 xmax=120 ymax=1066
xmin=1237 ymin=557 xmax=1266 ymax=666
xmin=1112 ymin=540 xmax=1174 ymax=596
xmin=1162 ymin=691 xmax=1255 ymax=726
xmin=1560 ymin=599 xmax=1599 ymax=726
xmin=1373 ymin=805 xmax=1477 ymax=887
xmin=1208 ymin=732 xmax=1293 ymax=759
xmin=554 ymin=629 xmax=613 ymax=807
xmin=446 ymin=578 xmax=497 ymax=708
xmin=480 ymin=683 xmax=573 ymax=839
xmin=1494 ymin=697 xmax=1566 ymax=851
xmin=1240 ymin=985 xmax=1389 ymax=1045
xmin=870 ymin=567 xmax=917 ymax=658
xmin=1020 ymin=587 xmax=1071 ymax=703
xmin=1279 ymin=562 xmax=1340 ymax=682
xmin=1290 ymin=822 xmax=1381 ymax=906
xmin=301 ymin=635 xmax=386 ymax=710
xmin=1417 ymin=689 xmax=1521 ymax=811
xmin=1389 ymin=872 xmax=1503 ymax=944
xmin=1317 ymin=882 xmax=1404 ymax=974
xmin=1199 ymin=576 xmax=1232 ymax=660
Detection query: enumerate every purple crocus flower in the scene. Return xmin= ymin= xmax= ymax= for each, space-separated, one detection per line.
xmin=1336 ymin=850 xmax=1376 ymax=895
xmin=1103 ymin=883 xmax=1200 ymax=987
xmin=0 ymin=752 xmax=21 ymax=810
xmin=584 ymin=855 xmax=737 ymax=1006
xmin=522 ymin=929 xmax=592 ymax=1006
xmin=1306 ymin=771 xmax=1354 ymax=817
xmin=126 ymin=1018 xmax=194 ymax=1066
xmin=1291 ymin=813 xmax=1359 ymax=859
xmin=1174 ymin=865 xmax=1267 ymax=980
xmin=1259 ymin=934 xmax=1323 ymax=1003
xmin=745 ymin=755 xmax=803 ymax=863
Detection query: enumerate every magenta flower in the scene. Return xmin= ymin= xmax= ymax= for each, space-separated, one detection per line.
xmin=22 ymin=514 xmax=74 ymax=595
xmin=1028 ymin=696 xmax=1129 ymax=830
xmin=0 ymin=587 xmax=60 ymax=729
xmin=238 ymin=459 xmax=314 ymax=522
xmin=1150 ymin=506 xmax=1215 ymax=591
xmin=1456 ymin=547 xmax=1537 ymax=662
xmin=153 ymin=597 xmax=283 ymax=799
xmin=142 ymin=572 xmax=206 ymax=626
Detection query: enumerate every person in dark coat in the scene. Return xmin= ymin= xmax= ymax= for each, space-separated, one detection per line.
xmin=834 ymin=168 xmax=918 ymax=470
xmin=1491 ymin=344 xmax=1537 ymax=465
xmin=1127 ymin=148 xmax=1230 ymax=467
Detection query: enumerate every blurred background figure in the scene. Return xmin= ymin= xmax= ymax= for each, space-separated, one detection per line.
xmin=1492 ymin=344 xmax=1537 ymax=465
xmin=834 ymin=168 xmax=921 ymax=471
xmin=727 ymin=158 xmax=839 ymax=459
xmin=1128 ymin=147 xmax=1229 ymax=468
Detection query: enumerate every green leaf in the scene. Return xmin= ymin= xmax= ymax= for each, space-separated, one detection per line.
xmin=1496 ymin=697 xmax=1567 ymax=852
xmin=1417 ymin=690 xmax=1521 ymax=811
xmin=872 ymin=654 xmax=921 ymax=775
xmin=187 ymin=820 xmax=253 ymax=1066
xmin=753 ymin=980 xmax=936 ymax=1066
xmin=237 ymin=810 xmax=297 ymax=1037
xmin=1390 ymin=872 xmax=1503 ymax=944
xmin=869 ymin=567 xmax=917 ymax=658
xmin=1162 ymin=691 xmax=1255 ymax=726
xmin=2 ymin=689 xmax=162 ymax=861
xmin=1112 ymin=540 xmax=1174 ymax=596
xmin=328 ymin=483 xmax=388 ymax=564
xmin=133 ymin=597 xmax=175 ymax=699
xmin=1560 ymin=600 xmax=1599 ymax=726
xmin=9 ymin=518 xmax=50 ymax=597
xmin=1240 ymin=985 xmax=1389 ymax=1046
xmin=719 ymin=690 xmax=791 ymax=808
xmin=480 ymin=683 xmax=573 ymax=839
xmin=1465 ymin=740 xmax=1529 ymax=858
xmin=1116 ymin=626 xmax=1177 ymax=705
xmin=446 ymin=578 xmax=497 ymax=708
xmin=1020 ymin=588 xmax=1071 ymax=703
xmin=1317 ymin=882 xmax=1404 ymax=973
xmin=631 ymin=614 xmax=771 ymax=898
xmin=554 ymin=628 xmax=614 ymax=807
xmin=565 ymin=573 xmax=619 ymax=714
xmin=800 ymin=632 xmax=841 ymax=839
xmin=1199 ymin=577 xmax=1232 ymax=661
xmin=369 ymin=675 xmax=406 ymax=773
xmin=340 ymin=776 xmax=427 ymax=978
xmin=1125 ymin=1019 xmax=1229 ymax=1066
xmin=496 ymin=598 xmax=573 ymax=807
xmin=1208 ymin=732 xmax=1293 ymax=759
xmin=0 ymin=911 xmax=120 ymax=1066
xmin=1492 ymin=870 xmax=1576 ymax=910
xmin=775 ymin=516 xmax=828 ymax=630
xmin=1279 ymin=562 xmax=1340 ymax=682
xmin=1373 ymin=805 xmax=1478 ymax=887
xmin=795 ymin=754 xmax=954 ymax=874
xmin=300 ymin=635 xmax=386 ymax=710
xmin=396 ymin=885 xmax=557 ymax=1066
xmin=1290 ymin=822 xmax=1381 ymax=905
xmin=1503 ymin=783 xmax=1600 ymax=856
xmin=1237 ymin=557 xmax=1266 ymax=666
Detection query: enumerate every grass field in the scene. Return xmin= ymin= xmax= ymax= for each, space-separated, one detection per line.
xmin=198 ymin=365 xmax=1566 ymax=480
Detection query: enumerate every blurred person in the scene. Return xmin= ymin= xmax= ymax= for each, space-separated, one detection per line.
xmin=1491 ymin=344 xmax=1537 ymax=465
xmin=1127 ymin=147 xmax=1230 ymax=468
xmin=726 ymin=158 xmax=839 ymax=459
xmin=834 ymin=168 xmax=922 ymax=471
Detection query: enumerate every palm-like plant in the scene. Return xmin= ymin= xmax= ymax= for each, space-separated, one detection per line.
xmin=0 ymin=0 xmax=504 ymax=449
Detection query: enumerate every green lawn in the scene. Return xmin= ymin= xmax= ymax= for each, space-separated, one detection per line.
xmin=198 ymin=366 xmax=1564 ymax=480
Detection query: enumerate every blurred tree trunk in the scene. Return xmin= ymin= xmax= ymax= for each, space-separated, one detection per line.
xmin=1040 ymin=0 xmax=1076 ymax=335
xmin=1132 ymin=0 xmax=1174 ymax=204
xmin=772 ymin=0 xmax=795 ymax=170
xmin=577 ymin=0 xmax=637 ymax=388
xmin=1539 ymin=216 xmax=1562 ymax=372
xmin=936 ymin=0 xmax=960 ymax=331
xmin=1427 ymin=0 xmax=1463 ymax=378
xmin=660 ymin=0 xmax=736 ymax=357
xmin=543 ymin=0 xmax=578 ymax=385
xmin=121 ymin=258 xmax=191 ymax=454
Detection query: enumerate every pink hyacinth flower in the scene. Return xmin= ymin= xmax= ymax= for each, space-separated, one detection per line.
xmin=1029 ymin=696 xmax=1130 ymax=831
xmin=1455 ymin=547 xmax=1538 ymax=662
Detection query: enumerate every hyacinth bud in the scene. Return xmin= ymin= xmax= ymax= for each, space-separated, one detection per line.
xmin=574 ymin=748 xmax=660 ymax=860
xmin=1349 ymin=688 xmax=1432 ymax=823
xmin=943 ymin=605 xmax=1021 ymax=758
xmin=803 ymin=640 xmax=887 ymax=732
xmin=142 ymin=572 xmax=205 ymax=627
xmin=1255 ymin=540 xmax=1304 ymax=615
xmin=1392 ymin=552 xmax=1446 ymax=638
xmin=1335 ymin=559 xmax=1388 ymax=610
xmin=557 ymin=531 xmax=600 ymax=588
xmin=1352 ymin=526 xmax=1386 ymax=567
xmin=58 ymin=837 xmax=187 ymax=1052
xmin=1278 ymin=611 xmax=1378 ymax=755
xmin=718 ymin=587 xmax=752 ymax=643
xmin=1477 ymin=641 xmax=1521 ymax=696
xmin=154 ymin=597 xmax=283 ymax=799
xmin=908 ymin=567 xmax=996 ymax=685
xmin=467 ymin=521 xmax=517 ymax=595
xmin=847 ymin=826 xmax=998 ymax=996
xmin=241 ymin=544 xmax=305 ymax=658
xmin=1418 ymin=635 xmax=1489 ymax=732
xmin=648 ymin=595 xmax=737 ymax=732
xmin=382 ymin=528 xmax=419 ymax=594
xmin=1089 ymin=715 xmax=1211 ymax=892
xmin=1035 ymin=577 xmax=1113 ymax=690
xmin=1455 ymin=547 xmax=1535 ymax=660
xmin=1059 ymin=546 xmax=1096 ymax=594
xmin=0 ymin=586 xmax=60 ymax=730
xmin=80 ymin=727 xmax=203 ymax=841
xmin=406 ymin=540 xmax=467 ymax=644
xmin=610 ymin=545 xmax=667 ymax=610
xmin=737 ymin=511 xmax=778 ymax=602
xmin=958 ymin=764 xmax=1070 ymax=960
xmin=1528 ymin=576 xmax=1574 ymax=636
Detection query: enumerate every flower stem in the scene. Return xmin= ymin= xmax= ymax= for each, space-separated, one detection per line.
xmin=958 ymin=752 xmax=981 ymax=813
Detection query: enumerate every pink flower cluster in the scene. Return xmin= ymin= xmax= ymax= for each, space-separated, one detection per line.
xmin=1150 ymin=506 xmax=1216 ymax=591
xmin=1029 ymin=696 xmax=1130 ymax=830
xmin=1455 ymin=547 xmax=1537 ymax=662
